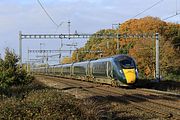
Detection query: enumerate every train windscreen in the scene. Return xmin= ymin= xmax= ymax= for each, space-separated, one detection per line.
xmin=119 ymin=58 xmax=135 ymax=69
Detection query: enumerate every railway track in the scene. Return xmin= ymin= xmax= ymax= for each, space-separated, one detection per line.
xmin=129 ymin=88 xmax=180 ymax=109
xmin=36 ymin=75 xmax=180 ymax=119
xmin=97 ymin=87 xmax=180 ymax=120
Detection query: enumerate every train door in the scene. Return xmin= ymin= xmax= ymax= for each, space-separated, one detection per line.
xmin=89 ymin=62 xmax=93 ymax=77
xmin=106 ymin=61 xmax=112 ymax=78
xmin=86 ymin=61 xmax=91 ymax=76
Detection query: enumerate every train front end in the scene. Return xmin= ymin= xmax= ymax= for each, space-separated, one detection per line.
xmin=113 ymin=55 xmax=138 ymax=85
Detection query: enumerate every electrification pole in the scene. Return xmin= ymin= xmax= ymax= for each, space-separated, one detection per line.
xmin=27 ymin=48 xmax=30 ymax=72
xmin=68 ymin=20 xmax=71 ymax=39
xmin=59 ymin=39 xmax=63 ymax=64
xmin=117 ymin=34 xmax=120 ymax=53
xmin=112 ymin=23 xmax=121 ymax=54
xmin=76 ymin=48 xmax=79 ymax=62
xmin=116 ymin=23 xmax=121 ymax=54
xmin=19 ymin=31 xmax=22 ymax=65
xmin=156 ymin=33 xmax=160 ymax=81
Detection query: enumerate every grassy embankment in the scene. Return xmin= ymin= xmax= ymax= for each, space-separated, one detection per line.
xmin=0 ymin=80 xmax=113 ymax=119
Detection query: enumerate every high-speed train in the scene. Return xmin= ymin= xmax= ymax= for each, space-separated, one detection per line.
xmin=31 ymin=54 xmax=138 ymax=86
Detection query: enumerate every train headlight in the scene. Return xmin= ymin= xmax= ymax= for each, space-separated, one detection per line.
xmin=135 ymin=69 xmax=138 ymax=73
xmin=135 ymin=69 xmax=138 ymax=78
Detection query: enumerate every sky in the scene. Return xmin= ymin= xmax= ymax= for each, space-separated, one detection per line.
xmin=0 ymin=0 xmax=179 ymax=64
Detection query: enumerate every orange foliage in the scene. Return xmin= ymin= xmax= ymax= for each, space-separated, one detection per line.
xmin=70 ymin=16 xmax=180 ymax=79
xmin=119 ymin=16 xmax=167 ymax=34
xmin=129 ymin=39 xmax=155 ymax=78
xmin=61 ymin=56 xmax=72 ymax=64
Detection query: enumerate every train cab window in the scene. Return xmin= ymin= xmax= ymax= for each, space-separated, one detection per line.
xmin=119 ymin=58 xmax=135 ymax=69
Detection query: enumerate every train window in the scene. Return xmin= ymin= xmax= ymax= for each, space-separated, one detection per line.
xmin=119 ymin=59 xmax=135 ymax=69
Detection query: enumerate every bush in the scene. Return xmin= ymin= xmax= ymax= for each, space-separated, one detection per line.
xmin=0 ymin=48 xmax=33 ymax=90
xmin=0 ymin=82 xmax=111 ymax=120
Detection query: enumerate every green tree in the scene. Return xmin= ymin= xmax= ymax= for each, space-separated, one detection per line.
xmin=0 ymin=48 xmax=33 ymax=89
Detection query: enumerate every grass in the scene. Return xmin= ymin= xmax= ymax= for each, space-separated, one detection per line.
xmin=0 ymin=80 xmax=111 ymax=120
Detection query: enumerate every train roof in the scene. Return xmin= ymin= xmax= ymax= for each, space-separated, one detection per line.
xmin=111 ymin=54 xmax=131 ymax=58
xmin=47 ymin=54 xmax=134 ymax=67
xmin=88 ymin=54 xmax=134 ymax=63
xmin=92 ymin=54 xmax=133 ymax=60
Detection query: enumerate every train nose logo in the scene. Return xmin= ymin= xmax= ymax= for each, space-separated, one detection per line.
xmin=127 ymin=70 xmax=133 ymax=73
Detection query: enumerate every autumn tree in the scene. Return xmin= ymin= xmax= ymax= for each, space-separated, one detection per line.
xmin=71 ymin=29 xmax=117 ymax=61
xmin=61 ymin=56 xmax=72 ymax=64
xmin=120 ymin=16 xmax=180 ymax=79
xmin=129 ymin=39 xmax=155 ymax=78
xmin=71 ymin=16 xmax=180 ymax=80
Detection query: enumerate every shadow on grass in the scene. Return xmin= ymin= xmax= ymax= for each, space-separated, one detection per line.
xmin=85 ymin=95 xmax=150 ymax=119
xmin=135 ymin=79 xmax=180 ymax=93
xmin=0 ymin=80 xmax=50 ymax=99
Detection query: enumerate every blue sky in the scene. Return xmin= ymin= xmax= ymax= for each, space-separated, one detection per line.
xmin=0 ymin=0 xmax=179 ymax=63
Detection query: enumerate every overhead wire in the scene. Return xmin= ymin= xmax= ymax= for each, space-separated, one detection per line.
xmin=162 ymin=12 xmax=180 ymax=20
xmin=55 ymin=21 xmax=64 ymax=33
xmin=37 ymin=0 xmax=59 ymax=27
xmin=162 ymin=0 xmax=180 ymax=20
xmin=131 ymin=0 xmax=180 ymax=21
xmin=132 ymin=0 xmax=165 ymax=18
xmin=176 ymin=0 xmax=178 ymax=15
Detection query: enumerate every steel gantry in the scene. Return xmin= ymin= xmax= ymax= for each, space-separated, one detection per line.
xmin=19 ymin=31 xmax=120 ymax=64
xmin=28 ymin=49 xmax=103 ymax=63
xmin=19 ymin=31 xmax=160 ymax=81
xmin=28 ymin=49 xmax=103 ymax=53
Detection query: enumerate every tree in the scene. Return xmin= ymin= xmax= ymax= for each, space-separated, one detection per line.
xmin=84 ymin=29 xmax=117 ymax=50
xmin=129 ymin=39 xmax=155 ymax=78
xmin=71 ymin=16 xmax=180 ymax=80
xmin=0 ymin=48 xmax=33 ymax=89
xmin=120 ymin=16 xmax=180 ymax=79
xmin=71 ymin=48 xmax=87 ymax=62
xmin=61 ymin=56 xmax=72 ymax=64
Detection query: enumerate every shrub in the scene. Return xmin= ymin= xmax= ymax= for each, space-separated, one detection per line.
xmin=0 ymin=48 xmax=33 ymax=90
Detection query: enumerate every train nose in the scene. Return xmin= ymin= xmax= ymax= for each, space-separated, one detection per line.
xmin=122 ymin=69 xmax=136 ymax=84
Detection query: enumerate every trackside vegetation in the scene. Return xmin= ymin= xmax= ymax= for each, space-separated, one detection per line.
xmin=0 ymin=48 xmax=113 ymax=119
xmin=0 ymin=80 xmax=113 ymax=119
xmin=0 ymin=48 xmax=34 ymax=91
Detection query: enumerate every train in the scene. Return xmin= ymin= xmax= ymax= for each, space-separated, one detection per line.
xmin=31 ymin=54 xmax=138 ymax=86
